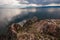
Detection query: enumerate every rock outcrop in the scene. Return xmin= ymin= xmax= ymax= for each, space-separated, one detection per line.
xmin=0 ymin=17 xmax=60 ymax=40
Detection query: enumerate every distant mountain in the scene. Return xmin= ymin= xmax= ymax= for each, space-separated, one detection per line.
xmin=26 ymin=6 xmax=60 ymax=8
xmin=0 ymin=4 xmax=60 ymax=8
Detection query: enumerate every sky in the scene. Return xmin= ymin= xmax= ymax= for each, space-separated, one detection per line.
xmin=26 ymin=0 xmax=60 ymax=4
xmin=0 ymin=0 xmax=60 ymax=6
xmin=0 ymin=0 xmax=20 ymax=5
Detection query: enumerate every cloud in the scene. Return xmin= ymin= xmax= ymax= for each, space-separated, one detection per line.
xmin=0 ymin=0 xmax=60 ymax=6
xmin=0 ymin=0 xmax=20 ymax=5
xmin=18 ymin=0 xmax=29 ymax=4
xmin=26 ymin=0 xmax=60 ymax=5
xmin=45 ymin=3 xmax=60 ymax=6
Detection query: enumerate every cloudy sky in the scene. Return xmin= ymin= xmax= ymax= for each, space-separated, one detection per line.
xmin=0 ymin=0 xmax=20 ymax=5
xmin=26 ymin=0 xmax=60 ymax=4
xmin=0 ymin=0 xmax=60 ymax=6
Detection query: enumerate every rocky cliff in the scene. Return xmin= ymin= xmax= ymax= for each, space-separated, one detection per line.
xmin=0 ymin=17 xmax=60 ymax=40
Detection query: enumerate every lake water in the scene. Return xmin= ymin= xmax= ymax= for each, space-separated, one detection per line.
xmin=0 ymin=8 xmax=60 ymax=34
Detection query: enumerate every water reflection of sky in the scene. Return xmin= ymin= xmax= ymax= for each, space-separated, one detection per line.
xmin=0 ymin=8 xmax=60 ymax=26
